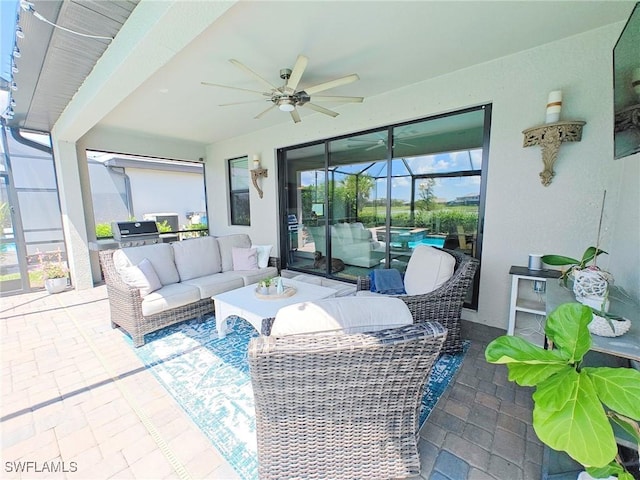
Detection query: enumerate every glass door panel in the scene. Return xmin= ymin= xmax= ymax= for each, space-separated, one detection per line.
xmin=327 ymin=131 xmax=387 ymax=280
xmin=282 ymin=143 xmax=326 ymax=271
xmin=0 ymin=175 xmax=22 ymax=293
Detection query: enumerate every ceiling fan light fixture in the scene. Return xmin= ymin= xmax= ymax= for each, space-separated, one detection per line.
xmin=278 ymin=99 xmax=296 ymax=112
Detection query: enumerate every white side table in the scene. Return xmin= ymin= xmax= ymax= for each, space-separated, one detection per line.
xmin=507 ymin=266 xmax=561 ymax=342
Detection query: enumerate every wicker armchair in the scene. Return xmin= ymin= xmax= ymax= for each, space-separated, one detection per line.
xmin=248 ymin=322 xmax=447 ymax=480
xmin=356 ymin=248 xmax=478 ymax=354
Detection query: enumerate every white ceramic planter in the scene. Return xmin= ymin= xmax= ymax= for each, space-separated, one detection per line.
xmin=44 ymin=277 xmax=68 ymax=294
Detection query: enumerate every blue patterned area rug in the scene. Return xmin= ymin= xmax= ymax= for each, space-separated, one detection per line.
xmin=126 ymin=317 xmax=469 ymax=480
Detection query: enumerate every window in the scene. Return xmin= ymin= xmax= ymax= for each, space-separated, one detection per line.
xmin=87 ymin=151 xmax=207 ymax=239
xmin=278 ymin=104 xmax=490 ymax=310
xmin=229 ymin=156 xmax=250 ymax=226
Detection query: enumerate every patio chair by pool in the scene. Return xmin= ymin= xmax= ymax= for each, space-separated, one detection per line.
xmin=248 ymin=321 xmax=447 ymax=480
xmin=356 ymin=247 xmax=478 ymax=354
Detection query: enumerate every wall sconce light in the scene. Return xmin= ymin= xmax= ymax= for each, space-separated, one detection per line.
xmin=250 ymin=154 xmax=268 ymax=199
xmin=523 ymin=90 xmax=585 ymax=186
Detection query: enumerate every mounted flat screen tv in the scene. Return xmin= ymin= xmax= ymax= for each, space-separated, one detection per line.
xmin=613 ymin=2 xmax=640 ymax=159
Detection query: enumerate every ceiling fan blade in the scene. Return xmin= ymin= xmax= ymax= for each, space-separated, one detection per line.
xmin=219 ymin=99 xmax=269 ymax=106
xmin=302 ymin=103 xmax=339 ymax=117
xmin=229 ymin=59 xmax=279 ymax=92
xmin=254 ymin=104 xmax=277 ymax=120
xmin=366 ymin=144 xmax=384 ymax=151
xmin=304 ymin=74 xmax=359 ymax=95
xmin=201 ymin=82 xmax=269 ymax=96
xmin=290 ymin=109 xmax=301 ymax=124
xmin=286 ymin=55 xmax=308 ymax=93
xmin=310 ymin=95 xmax=364 ymax=103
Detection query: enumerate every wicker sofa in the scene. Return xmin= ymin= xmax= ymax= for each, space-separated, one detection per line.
xmin=248 ymin=321 xmax=447 ymax=479
xmin=356 ymin=248 xmax=478 ymax=354
xmin=99 ymin=234 xmax=278 ymax=346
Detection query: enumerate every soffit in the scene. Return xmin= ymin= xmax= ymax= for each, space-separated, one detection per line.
xmin=9 ymin=0 xmax=138 ymax=132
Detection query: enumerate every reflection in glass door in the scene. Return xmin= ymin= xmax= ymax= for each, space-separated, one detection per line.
xmin=0 ymin=174 xmax=24 ymax=293
xmin=281 ymin=143 xmax=326 ymax=270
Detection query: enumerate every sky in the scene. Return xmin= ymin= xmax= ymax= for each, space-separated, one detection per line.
xmin=300 ymin=149 xmax=482 ymax=203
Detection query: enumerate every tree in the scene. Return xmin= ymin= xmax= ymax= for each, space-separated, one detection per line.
xmin=417 ymin=178 xmax=436 ymax=211
xmin=336 ymin=174 xmax=374 ymax=220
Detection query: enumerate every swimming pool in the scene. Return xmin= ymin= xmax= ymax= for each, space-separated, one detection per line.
xmin=0 ymin=243 xmax=16 ymax=253
xmin=374 ymin=227 xmax=446 ymax=250
xmin=412 ymin=236 xmax=446 ymax=249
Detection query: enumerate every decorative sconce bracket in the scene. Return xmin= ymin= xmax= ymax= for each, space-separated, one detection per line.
xmin=522 ymin=120 xmax=586 ymax=187
xmin=614 ymin=104 xmax=640 ymax=133
xmin=251 ymin=167 xmax=268 ymax=199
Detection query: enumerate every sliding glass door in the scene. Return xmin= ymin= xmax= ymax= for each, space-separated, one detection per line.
xmin=278 ymin=104 xmax=490 ymax=308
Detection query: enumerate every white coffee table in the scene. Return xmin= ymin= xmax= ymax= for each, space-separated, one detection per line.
xmin=212 ymin=278 xmax=337 ymax=338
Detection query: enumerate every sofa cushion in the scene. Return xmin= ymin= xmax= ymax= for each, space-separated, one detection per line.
xmin=113 ymin=243 xmax=180 ymax=286
xmin=252 ymin=244 xmax=273 ymax=269
xmin=232 ymin=247 xmax=258 ymax=270
xmin=141 ymin=283 xmax=201 ymax=316
xmin=350 ymin=223 xmax=372 ymax=241
xmin=217 ymin=234 xmax=251 ymax=272
xmin=270 ymin=297 xmax=413 ymax=336
xmin=172 ymin=236 xmax=222 ymax=281
xmin=182 ymin=271 xmax=245 ymax=298
xmin=334 ymin=223 xmax=353 ymax=242
xmin=120 ymin=258 xmax=162 ymax=297
xmin=404 ymin=245 xmax=455 ymax=295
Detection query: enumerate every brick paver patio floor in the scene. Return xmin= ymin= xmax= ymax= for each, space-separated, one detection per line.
xmin=1 ymin=286 xmax=543 ymax=479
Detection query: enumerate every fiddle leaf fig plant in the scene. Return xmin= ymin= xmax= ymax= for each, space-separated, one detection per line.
xmin=485 ymin=303 xmax=640 ymax=479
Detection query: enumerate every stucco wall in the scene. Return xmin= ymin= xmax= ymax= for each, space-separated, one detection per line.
xmin=205 ymin=22 xmax=639 ymax=330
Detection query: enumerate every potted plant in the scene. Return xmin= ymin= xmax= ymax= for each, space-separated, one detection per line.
xmin=39 ymin=249 xmax=69 ymax=294
xmin=258 ymin=277 xmax=272 ymax=295
xmin=542 ymin=246 xmax=613 ymax=311
xmin=541 ymin=245 xmax=608 ymax=282
xmin=485 ymin=303 xmax=640 ymax=480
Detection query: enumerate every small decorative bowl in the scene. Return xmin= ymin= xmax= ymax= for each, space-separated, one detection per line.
xmin=588 ymin=314 xmax=631 ymax=337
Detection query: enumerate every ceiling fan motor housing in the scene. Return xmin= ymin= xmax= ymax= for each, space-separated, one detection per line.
xmin=279 ymin=68 xmax=292 ymax=80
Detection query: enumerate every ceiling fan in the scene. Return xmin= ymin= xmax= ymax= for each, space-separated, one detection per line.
xmin=201 ymin=55 xmax=363 ymax=123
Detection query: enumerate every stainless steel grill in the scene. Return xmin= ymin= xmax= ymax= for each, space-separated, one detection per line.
xmin=112 ymin=221 xmax=160 ymax=247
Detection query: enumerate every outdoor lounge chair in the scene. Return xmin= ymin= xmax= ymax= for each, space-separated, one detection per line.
xmin=248 ymin=321 xmax=447 ymax=480
xmin=356 ymin=248 xmax=479 ymax=354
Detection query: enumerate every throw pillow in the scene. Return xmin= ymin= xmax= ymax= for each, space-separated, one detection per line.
xmin=404 ymin=245 xmax=455 ymax=295
xmin=120 ymin=257 xmax=162 ymax=297
xmin=270 ymin=297 xmax=413 ymax=336
xmin=252 ymin=244 xmax=273 ymax=269
xmin=232 ymin=247 xmax=258 ymax=271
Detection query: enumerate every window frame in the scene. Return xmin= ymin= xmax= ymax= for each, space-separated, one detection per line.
xmin=228 ymin=156 xmax=251 ymax=226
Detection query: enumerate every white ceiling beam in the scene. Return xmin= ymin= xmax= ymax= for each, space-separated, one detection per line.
xmin=52 ymin=0 xmax=237 ymax=143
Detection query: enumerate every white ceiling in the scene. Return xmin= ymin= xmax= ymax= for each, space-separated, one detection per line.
xmin=24 ymin=1 xmax=640 ymax=146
